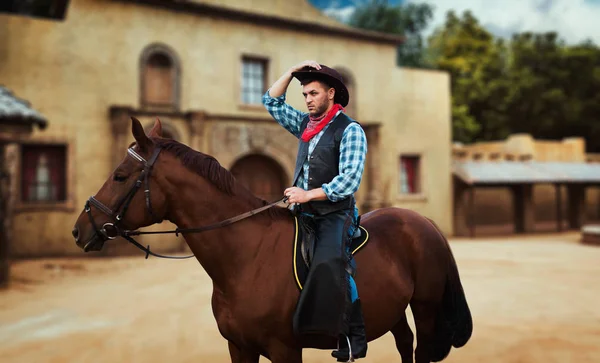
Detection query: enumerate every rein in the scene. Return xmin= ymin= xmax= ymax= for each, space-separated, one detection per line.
xmin=84 ymin=145 xmax=288 ymax=260
xmin=122 ymin=196 xmax=286 ymax=259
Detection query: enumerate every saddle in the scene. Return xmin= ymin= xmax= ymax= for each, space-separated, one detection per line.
xmin=292 ymin=215 xmax=369 ymax=291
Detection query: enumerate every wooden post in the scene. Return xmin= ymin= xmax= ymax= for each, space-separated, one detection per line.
xmin=555 ymin=183 xmax=562 ymax=232
xmin=567 ymin=184 xmax=586 ymax=229
xmin=0 ymin=143 xmax=9 ymax=288
xmin=453 ymin=179 xmax=470 ymax=237
xmin=469 ymin=186 xmax=475 ymax=238
xmin=596 ymin=185 xmax=600 ymax=221
xmin=513 ymin=184 xmax=535 ymax=233
xmin=513 ymin=185 xmax=523 ymax=233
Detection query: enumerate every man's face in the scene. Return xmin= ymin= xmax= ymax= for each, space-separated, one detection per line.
xmin=302 ymin=80 xmax=334 ymax=117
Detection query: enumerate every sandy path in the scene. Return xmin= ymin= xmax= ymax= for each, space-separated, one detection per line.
xmin=1 ymin=232 xmax=599 ymax=362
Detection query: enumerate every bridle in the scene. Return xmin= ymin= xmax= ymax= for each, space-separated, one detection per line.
xmin=85 ymin=147 xmax=161 ymax=242
xmin=84 ymin=146 xmax=286 ymax=260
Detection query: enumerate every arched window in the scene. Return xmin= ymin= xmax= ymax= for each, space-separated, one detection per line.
xmin=140 ymin=44 xmax=181 ymax=110
xmin=336 ymin=67 xmax=357 ymax=119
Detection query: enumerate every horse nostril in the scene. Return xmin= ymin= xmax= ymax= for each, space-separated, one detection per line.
xmin=72 ymin=227 xmax=79 ymax=242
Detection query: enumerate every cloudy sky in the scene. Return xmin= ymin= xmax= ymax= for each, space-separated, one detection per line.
xmin=310 ymin=0 xmax=600 ymax=45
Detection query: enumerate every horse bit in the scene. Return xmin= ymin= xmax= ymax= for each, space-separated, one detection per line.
xmin=84 ymin=146 xmax=285 ymax=260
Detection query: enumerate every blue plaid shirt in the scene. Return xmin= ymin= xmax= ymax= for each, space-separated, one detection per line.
xmin=262 ymin=90 xmax=367 ymax=203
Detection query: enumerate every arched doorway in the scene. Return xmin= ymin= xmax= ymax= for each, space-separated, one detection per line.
xmin=230 ymin=154 xmax=287 ymax=202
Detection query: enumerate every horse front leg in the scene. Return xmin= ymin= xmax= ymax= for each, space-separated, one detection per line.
xmin=228 ymin=341 xmax=260 ymax=363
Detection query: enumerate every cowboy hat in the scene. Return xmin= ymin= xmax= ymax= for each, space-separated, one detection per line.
xmin=292 ymin=65 xmax=350 ymax=107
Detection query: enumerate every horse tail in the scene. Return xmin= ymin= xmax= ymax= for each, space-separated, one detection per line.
xmin=427 ymin=218 xmax=473 ymax=362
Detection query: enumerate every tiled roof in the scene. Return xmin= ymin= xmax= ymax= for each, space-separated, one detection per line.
xmin=0 ymin=86 xmax=47 ymax=128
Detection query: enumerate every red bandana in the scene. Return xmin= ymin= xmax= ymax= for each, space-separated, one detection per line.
xmin=301 ymin=104 xmax=345 ymax=142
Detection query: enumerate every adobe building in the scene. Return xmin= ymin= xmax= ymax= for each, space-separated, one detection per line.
xmin=0 ymin=86 xmax=48 ymax=286
xmin=453 ymin=134 xmax=600 ymax=237
xmin=0 ymin=0 xmax=453 ymax=257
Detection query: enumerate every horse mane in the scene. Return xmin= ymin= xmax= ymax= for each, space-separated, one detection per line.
xmin=152 ymin=138 xmax=290 ymax=219
xmin=154 ymin=138 xmax=236 ymax=195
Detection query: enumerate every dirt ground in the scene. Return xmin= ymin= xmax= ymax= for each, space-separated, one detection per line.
xmin=1 ymin=232 xmax=600 ymax=363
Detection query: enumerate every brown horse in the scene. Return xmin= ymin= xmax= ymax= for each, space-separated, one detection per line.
xmin=72 ymin=118 xmax=472 ymax=363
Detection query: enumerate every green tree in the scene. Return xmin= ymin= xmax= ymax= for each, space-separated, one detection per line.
xmin=504 ymin=32 xmax=568 ymax=137
xmin=504 ymin=32 xmax=600 ymax=151
xmin=347 ymin=5 xmax=600 ymax=151
xmin=347 ymin=0 xmax=434 ymax=68
xmin=427 ymin=10 xmax=509 ymax=142
xmin=570 ymin=44 xmax=600 ymax=152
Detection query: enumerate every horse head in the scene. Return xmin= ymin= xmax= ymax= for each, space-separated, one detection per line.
xmin=72 ymin=117 xmax=168 ymax=252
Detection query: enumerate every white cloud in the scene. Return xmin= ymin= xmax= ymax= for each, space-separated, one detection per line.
xmin=414 ymin=0 xmax=600 ymax=45
xmin=322 ymin=6 xmax=356 ymax=23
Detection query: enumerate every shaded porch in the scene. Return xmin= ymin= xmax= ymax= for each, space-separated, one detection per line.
xmin=453 ymin=161 xmax=600 ymax=237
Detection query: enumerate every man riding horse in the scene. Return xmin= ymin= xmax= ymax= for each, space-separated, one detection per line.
xmin=262 ymin=60 xmax=368 ymax=361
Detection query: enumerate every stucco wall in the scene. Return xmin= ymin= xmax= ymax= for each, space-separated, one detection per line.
xmin=379 ymin=68 xmax=453 ymax=232
xmin=0 ymin=0 xmax=453 ymax=256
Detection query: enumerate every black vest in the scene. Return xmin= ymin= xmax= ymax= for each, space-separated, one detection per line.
xmin=292 ymin=113 xmax=357 ymax=215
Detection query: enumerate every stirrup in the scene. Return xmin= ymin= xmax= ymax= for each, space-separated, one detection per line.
xmin=333 ymin=335 xmax=354 ymax=362
xmin=345 ymin=335 xmax=354 ymax=362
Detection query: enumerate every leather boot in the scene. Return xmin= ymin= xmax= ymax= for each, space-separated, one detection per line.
xmin=331 ymin=299 xmax=368 ymax=361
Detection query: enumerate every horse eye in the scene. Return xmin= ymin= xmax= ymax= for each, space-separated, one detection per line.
xmin=113 ymin=174 xmax=128 ymax=182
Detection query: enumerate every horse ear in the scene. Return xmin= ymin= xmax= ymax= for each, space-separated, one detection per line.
xmin=148 ymin=117 xmax=163 ymax=138
xmin=131 ymin=117 xmax=152 ymax=151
